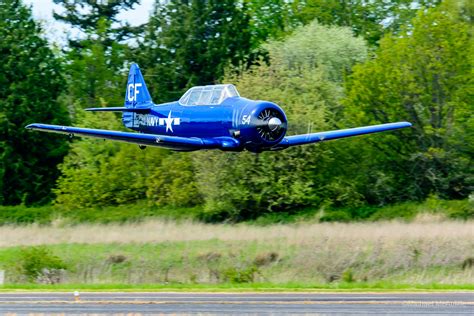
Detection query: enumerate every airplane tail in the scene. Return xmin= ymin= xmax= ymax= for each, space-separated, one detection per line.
xmin=122 ymin=63 xmax=153 ymax=129
xmin=124 ymin=63 xmax=153 ymax=108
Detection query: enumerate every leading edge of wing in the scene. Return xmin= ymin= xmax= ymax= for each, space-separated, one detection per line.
xmin=85 ymin=107 xmax=151 ymax=113
xmin=25 ymin=123 xmax=240 ymax=151
xmin=281 ymin=122 xmax=412 ymax=147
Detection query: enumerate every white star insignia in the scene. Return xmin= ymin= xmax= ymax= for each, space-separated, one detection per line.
xmin=165 ymin=111 xmax=174 ymax=133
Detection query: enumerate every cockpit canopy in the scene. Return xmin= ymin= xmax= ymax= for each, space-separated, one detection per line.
xmin=179 ymin=84 xmax=239 ymax=106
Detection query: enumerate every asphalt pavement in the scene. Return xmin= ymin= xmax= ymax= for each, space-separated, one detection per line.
xmin=0 ymin=291 xmax=472 ymax=315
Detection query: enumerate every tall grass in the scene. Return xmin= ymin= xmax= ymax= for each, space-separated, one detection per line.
xmin=0 ymin=219 xmax=472 ymax=285
xmin=0 ymin=219 xmax=472 ymax=246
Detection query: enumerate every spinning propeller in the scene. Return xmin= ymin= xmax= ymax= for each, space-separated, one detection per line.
xmin=256 ymin=108 xmax=287 ymax=142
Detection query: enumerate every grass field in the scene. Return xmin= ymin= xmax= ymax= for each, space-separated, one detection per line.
xmin=0 ymin=219 xmax=472 ymax=289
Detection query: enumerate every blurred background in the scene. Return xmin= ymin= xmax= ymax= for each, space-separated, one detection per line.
xmin=0 ymin=0 xmax=472 ymax=287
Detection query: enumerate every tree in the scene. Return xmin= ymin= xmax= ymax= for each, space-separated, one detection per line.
xmin=268 ymin=20 xmax=367 ymax=83
xmin=291 ymin=0 xmax=441 ymax=45
xmin=138 ymin=0 xmax=258 ymax=102
xmin=0 ymin=0 xmax=70 ymax=205
xmin=146 ymin=153 xmax=202 ymax=207
xmin=53 ymin=0 xmax=141 ymax=49
xmin=343 ymin=0 xmax=473 ymax=203
xmin=246 ymin=0 xmax=295 ymax=40
xmin=53 ymin=0 xmax=141 ymax=112
xmin=53 ymin=0 xmax=164 ymax=208
xmin=61 ymin=18 xmax=127 ymax=111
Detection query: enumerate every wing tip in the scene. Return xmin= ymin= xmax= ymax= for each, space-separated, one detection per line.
xmin=25 ymin=123 xmax=38 ymax=129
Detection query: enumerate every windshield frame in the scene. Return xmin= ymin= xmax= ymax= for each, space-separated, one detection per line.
xmin=178 ymin=84 xmax=239 ymax=106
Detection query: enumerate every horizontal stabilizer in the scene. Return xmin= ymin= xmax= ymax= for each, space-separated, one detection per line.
xmin=85 ymin=107 xmax=151 ymax=113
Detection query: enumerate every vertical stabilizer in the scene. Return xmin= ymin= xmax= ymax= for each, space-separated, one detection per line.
xmin=123 ymin=63 xmax=152 ymax=129
xmin=124 ymin=63 xmax=153 ymax=108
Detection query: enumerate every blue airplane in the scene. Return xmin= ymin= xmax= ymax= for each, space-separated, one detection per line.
xmin=26 ymin=63 xmax=411 ymax=152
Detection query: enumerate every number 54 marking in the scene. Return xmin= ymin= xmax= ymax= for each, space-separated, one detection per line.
xmin=242 ymin=115 xmax=251 ymax=125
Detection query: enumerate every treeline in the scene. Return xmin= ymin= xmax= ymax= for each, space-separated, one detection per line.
xmin=0 ymin=0 xmax=472 ymax=222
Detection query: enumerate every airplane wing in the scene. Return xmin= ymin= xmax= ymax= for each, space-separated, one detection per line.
xmin=276 ymin=122 xmax=412 ymax=148
xmin=85 ymin=107 xmax=151 ymax=113
xmin=25 ymin=123 xmax=240 ymax=151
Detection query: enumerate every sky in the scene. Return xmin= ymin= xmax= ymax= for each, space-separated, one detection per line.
xmin=24 ymin=0 xmax=154 ymax=44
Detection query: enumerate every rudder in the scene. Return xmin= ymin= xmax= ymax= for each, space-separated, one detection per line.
xmin=123 ymin=63 xmax=152 ymax=129
xmin=124 ymin=63 xmax=153 ymax=108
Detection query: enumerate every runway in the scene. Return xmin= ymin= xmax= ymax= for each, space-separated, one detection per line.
xmin=0 ymin=291 xmax=472 ymax=314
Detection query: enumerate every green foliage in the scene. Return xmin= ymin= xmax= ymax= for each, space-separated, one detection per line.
xmin=0 ymin=0 xmax=70 ymax=205
xmin=319 ymin=210 xmax=352 ymax=223
xmin=342 ymin=1 xmax=473 ymax=204
xmin=341 ymin=269 xmax=355 ymax=283
xmin=146 ymin=153 xmax=203 ymax=207
xmin=317 ymin=198 xmax=473 ymax=222
xmin=0 ymin=205 xmax=56 ymax=226
xmin=57 ymin=203 xmax=202 ymax=224
xmin=222 ymin=265 xmax=259 ymax=283
xmin=51 ymin=1 xmax=152 ymax=209
xmin=321 ymin=179 xmax=365 ymax=209
xmin=194 ymin=150 xmax=323 ymax=222
xmin=292 ymin=0 xmax=441 ymax=45
xmin=1 ymin=197 xmax=469 ymax=226
xmin=440 ymin=196 xmax=474 ymax=221
xmin=52 ymin=0 xmax=169 ymax=209
xmin=138 ymin=0 xmax=260 ymax=103
xmin=55 ymin=130 xmax=167 ymax=209
xmin=16 ymin=247 xmax=67 ymax=282
xmin=246 ymin=0 xmax=294 ymax=40
xmin=54 ymin=112 xmax=202 ymax=209
xmin=54 ymin=0 xmax=136 ymax=117
xmin=60 ymin=22 xmax=128 ymax=112
xmin=367 ymin=203 xmax=420 ymax=221
xmin=447 ymin=206 xmax=474 ymax=221
xmin=268 ymin=20 xmax=367 ymax=82
xmin=1 ymin=282 xmax=472 ymax=290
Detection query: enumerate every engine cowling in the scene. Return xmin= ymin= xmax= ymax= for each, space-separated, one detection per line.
xmin=237 ymin=102 xmax=287 ymax=152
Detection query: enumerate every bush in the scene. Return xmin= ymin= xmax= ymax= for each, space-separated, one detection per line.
xmin=16 ymin=246 xmax=67 ymax=283
xmin=57 ymin=202 xmax=202 ymax=224
xmin=320 ymin=210 xmax=352 ymax=222
xmin=445 ymin=197 xmax=474 ymax=220
xmin=368 ymin=203 xmax=419 ymax=221
xmin=348 ymin=206 xmax=379 ymax=220
xmin=221 ymin=265 xmax=259 ymax=283
xmin=0 ymin=205 xmax=56 ymax=225
xmin=341 ymin=269 xmax=355 ymax=283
